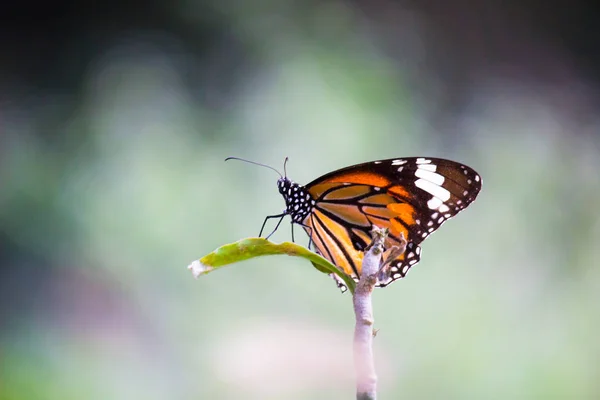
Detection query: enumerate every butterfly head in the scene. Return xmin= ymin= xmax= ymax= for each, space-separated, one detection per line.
xmin=277 ymin=177 xmax=292 ymax=196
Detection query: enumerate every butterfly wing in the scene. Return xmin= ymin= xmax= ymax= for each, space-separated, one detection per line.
xmin=300 ymin=157 xmax=482 ymax=290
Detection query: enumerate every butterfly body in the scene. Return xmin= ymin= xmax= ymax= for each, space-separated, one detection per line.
xmin=277 ymin=178 xmax=315 ymax=223
xmin=267 ymin=157 xmax=482 ymax=291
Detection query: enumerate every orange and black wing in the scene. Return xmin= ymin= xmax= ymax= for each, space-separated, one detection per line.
xmin=301 ymin=157 xmax=482 ymax=290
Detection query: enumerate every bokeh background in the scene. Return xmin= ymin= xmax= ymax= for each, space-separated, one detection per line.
xmin=2 ymin=1 xmax=600 ymax=399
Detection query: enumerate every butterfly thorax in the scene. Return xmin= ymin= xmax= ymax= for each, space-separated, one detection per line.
xmin=277 ymin=177 xmax=316 ymax=223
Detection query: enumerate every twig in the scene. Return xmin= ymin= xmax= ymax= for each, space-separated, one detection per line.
xmin=353 ymin=226 xmax=388 ymax=400
xmin=377 ymin=233 xmax=407 ymax=284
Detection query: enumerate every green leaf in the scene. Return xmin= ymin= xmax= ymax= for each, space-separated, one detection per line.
xmin=187 ymin=237 xmax=356 ymax=294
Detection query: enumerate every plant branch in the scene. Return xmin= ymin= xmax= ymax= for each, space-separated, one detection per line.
xmin=353 ymin=226 xmax=388 ymax=400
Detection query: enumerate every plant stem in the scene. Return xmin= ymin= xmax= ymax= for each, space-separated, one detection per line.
xmin=353 ymin=227 xmax=388 ymax=400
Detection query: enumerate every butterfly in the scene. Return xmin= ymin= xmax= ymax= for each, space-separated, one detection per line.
xmin=226 ymin=157 xmax=482 ymax=291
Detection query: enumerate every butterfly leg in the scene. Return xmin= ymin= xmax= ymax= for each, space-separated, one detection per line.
xmin=295 ymin=221 xmax=314 ymax=250
xmin=259 ymin=212 xmax=287 ymax=238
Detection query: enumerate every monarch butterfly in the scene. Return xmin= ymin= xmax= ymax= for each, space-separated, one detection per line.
xmin=226 ymin=157 xmax=482 ymax=291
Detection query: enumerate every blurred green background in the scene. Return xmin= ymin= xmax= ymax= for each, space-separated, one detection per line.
xmin=2 ymin=1 xmax=600 ymax=399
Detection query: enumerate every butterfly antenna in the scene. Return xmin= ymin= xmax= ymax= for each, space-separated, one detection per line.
xmin=224 ymin=157 xmax=283 ymax=178
xmin=283 ymin=156 xmax=289 ymax=178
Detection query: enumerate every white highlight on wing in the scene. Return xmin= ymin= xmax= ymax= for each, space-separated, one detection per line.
xmin=427 ymin=197 xmax=442 ymax=209
xmin=438 ymin=204 xmax=450 ymax=213
xmin=417 ymin=163 xmax=437 ymax=172
xmin=415 ymin=178 xmax=451 ymax=201
xmin=415 ymin=169 xmax=445 ymax=185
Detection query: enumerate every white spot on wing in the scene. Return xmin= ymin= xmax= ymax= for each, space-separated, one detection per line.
xmin=391 ymin=159 xmax=407 ymax=166
xmin=427 ymin=197 xmax=443 ymax=209
xmin=416 ymin=158 xmax=431 ymax=164
xmin=415 ymin=169 xmax=445 ymax=185
xmin=417 ymin=164 xmax=437 ymax=172
xmin=438 ymin=204 xmax=450 ymax=213
xmin=416 ymin=179 xmax=451 ymax=201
